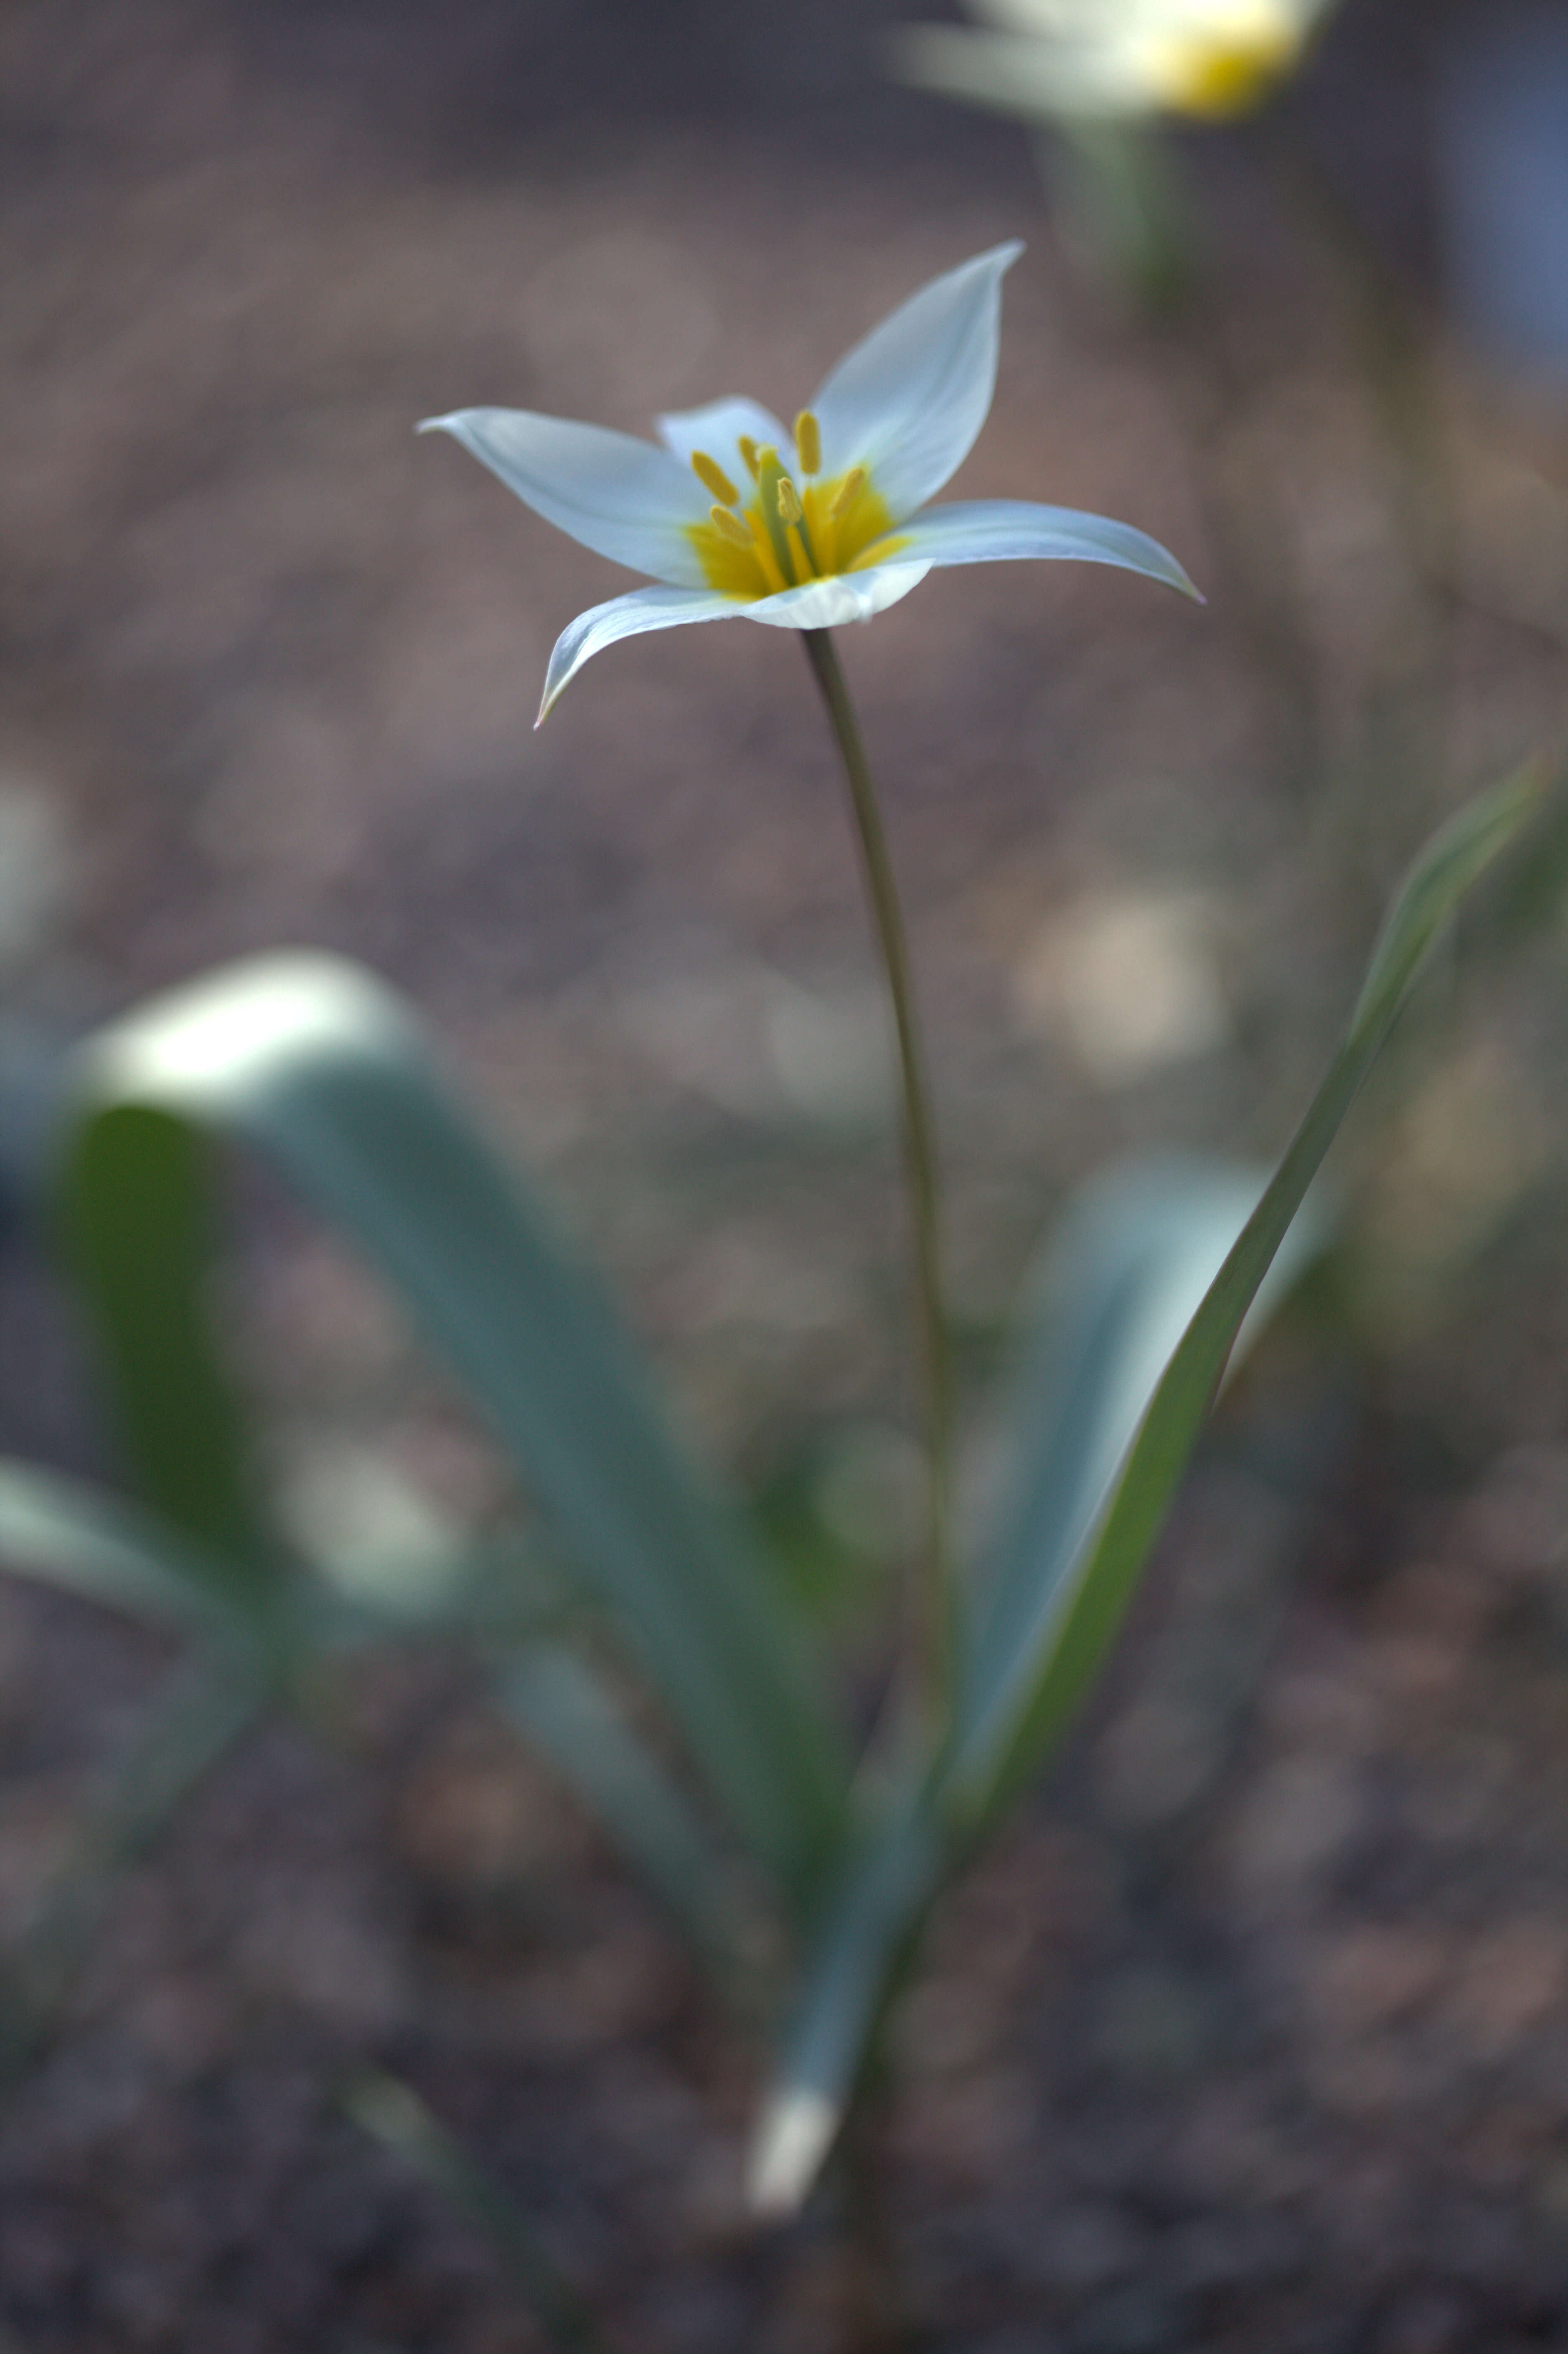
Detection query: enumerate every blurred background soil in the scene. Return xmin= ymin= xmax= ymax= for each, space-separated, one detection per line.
xmin=5 ymin=0 xmax=1568 ymax=2346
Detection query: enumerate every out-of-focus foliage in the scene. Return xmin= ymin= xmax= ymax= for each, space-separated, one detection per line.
xmin=0 ymin=763 xmax=1535 ymax=2260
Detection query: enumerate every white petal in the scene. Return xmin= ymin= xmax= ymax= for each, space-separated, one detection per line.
xmin=656 ymin=397 xmax=791 ymax=473
xmin=737 ymin=563 xmax=934 ymax=631
xmin=809 ymin=243 xmax=1023 ymax=522
xmin=538 ymin=583 xmax=745 ymax=720
xmin=962 ymin=0 xmax=1090 ymax=29
xmin=883 ymin=499 xmax=1200 ymax=597
xmin=890 ymin=26 xmax=1161 ymax=119
xmin=420 ymin=409 xmax=710 ymax=587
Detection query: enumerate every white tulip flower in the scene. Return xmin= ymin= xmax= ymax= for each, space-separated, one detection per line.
xmin=421 ymin=243 xmax=1195 ymax=720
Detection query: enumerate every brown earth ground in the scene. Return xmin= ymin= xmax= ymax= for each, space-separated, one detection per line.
xmin=5 ymin=1 xmax=1568 ymax=2347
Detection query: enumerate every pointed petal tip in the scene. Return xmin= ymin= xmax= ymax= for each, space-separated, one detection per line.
xmin=809 ymin=236 xmax=1029 ymax=518
xmin=952 ymin=235 xmax=1027 ymax=285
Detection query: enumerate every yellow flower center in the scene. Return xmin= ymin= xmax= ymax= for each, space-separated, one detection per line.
xmin=1153 ymin=17 xmax=1301 ymax=118
xmin=684 ymin=409 xmax=905 ymax=599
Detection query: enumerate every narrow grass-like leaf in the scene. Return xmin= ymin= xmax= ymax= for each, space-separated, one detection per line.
xmin=495 ymin=1641 xmax=757 ymax=2007
xmin=749 ymin=1793 xmax=941 ymax=2216
xmin=747 ymin=1157 xmax=1316 ymax=2212
xmin=953 ymin=1155 xmax=1328 ymax=1820
xmin=346 ymin=2071 xmax=603 ymax=2354
xmin=752 ymin=762 xmax=1542 ymax=2208
xmin=0 ymin=1459 xmax=255 ymax=1642
xmin=945 ymin=761 xmax=1542 ymax=1826
xmin=58 ymin=1106 xmax=275 ymax=1612
xmin=58 ymin=956 xmax=849 ymax=1906
xmin=0 ymin=1657 xmax=258 ymax=2077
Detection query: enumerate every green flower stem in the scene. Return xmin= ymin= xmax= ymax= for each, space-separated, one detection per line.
xmin=801 ymin=627 xmax=953 ymax=1723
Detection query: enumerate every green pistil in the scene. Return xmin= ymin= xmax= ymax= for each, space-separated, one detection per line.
xmin=754 ymin=447 xmax=800 ymax=587
xmin=776 ymin=473 xmax=822 ymax=575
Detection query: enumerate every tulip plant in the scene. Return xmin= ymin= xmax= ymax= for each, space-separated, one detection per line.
xmin=894 ymin=0 xmax=1335 ymax=127
xmin=892 ymin=0 xmax=1341 ymax=327
xmin=0 ymin=242 xmax=1543 ymax=2344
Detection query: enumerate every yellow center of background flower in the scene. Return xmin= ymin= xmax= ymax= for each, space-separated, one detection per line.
xmin=686 ymin=450 xmax=903 ymax=599
xmin=1155 ymin=20 xmax=1300 ymax=118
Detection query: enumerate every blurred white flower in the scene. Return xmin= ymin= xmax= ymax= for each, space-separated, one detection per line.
xmin=894 ymin=0 xmax=1334 ymax=126
xmin=422 ymin=244 xmax=1195 ymax=719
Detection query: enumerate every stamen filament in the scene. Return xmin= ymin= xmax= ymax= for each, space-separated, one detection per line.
xmin=750 ymin=520 xmax=792 ymax=596
xmin=691 ymin=450 xmax=741 ymax=506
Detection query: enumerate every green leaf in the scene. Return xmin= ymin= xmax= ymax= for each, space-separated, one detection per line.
xmin=952 ymin=1154 xmax=1328 ymax=1824
xmin=57 ymin=1106 xmax=276 ymax=1613
xmin=56 ymin=956 xmax=849 ymax=1907
xmin=0 ymin=1657 xmax=258 ymax=2075
xmin=752 ymin=761 xmax=1543 ymax=2209
xmin=748 ymin=1792 xmax=941 ymax=2216
xmin=345 ymin=2070 xmax=603 ymax=2354
xmin=946 ymin=761 xmax=1543 ymax=1828
xmin=747 ymin=1157 xmax=1309 ymax=2216
xmin=0 ymin=1458 xmax=259 ymax=1645
xmin=495 ymin=1641 xmax=758 ymax=2007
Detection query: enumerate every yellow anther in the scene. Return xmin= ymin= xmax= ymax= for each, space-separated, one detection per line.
xmin=691 ymin=450 xmax=740 ymax=506
xmin=708 ymin=503 xmax=754 ymax=547
xmin=829 ymin=467 xmax=867 ymax=519
xmin=737 ymin=436 xmax=762 ymax=481
xmin=775 ymin=475 xmax=803 ymax=526
xmin=794 ymin=410 xmax=821 ymax=476
xmin=1159 ymin=23 xmax=1299 ymax=116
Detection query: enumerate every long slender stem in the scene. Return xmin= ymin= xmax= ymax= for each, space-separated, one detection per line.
xmin=800 ymin=627 xmax=953 ymax=1722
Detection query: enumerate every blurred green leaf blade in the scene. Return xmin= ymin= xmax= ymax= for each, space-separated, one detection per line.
xmin=346 ymin=2070 xmax=603 ymax=2354
xmin=0 ymin=1457 xmax=255 ymax=1641
xmin=58 ymin=1104 xmax=273 ymax=1611
xmin=495 ymin=1640 xmax=757 ymax=2004
xmin=954 ymin=1154 xmax=1327 ymax=1822
xmin=945 ymin=760 xmax=1543 ymax=1826
xmin=0 ymin=1656 xmax=259 ymax=2074
xmin=58 ymin=955 xmax=850 ymax=1904
xmin=753 ymin=761 xmax=1542 ymax=2209
xmin=749 ymin=1792 xmax=941 ymax=2216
